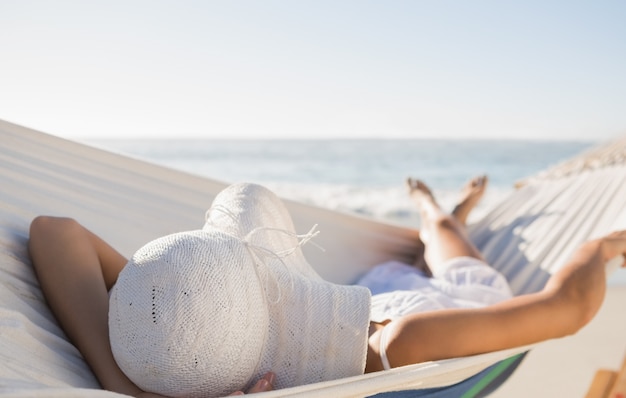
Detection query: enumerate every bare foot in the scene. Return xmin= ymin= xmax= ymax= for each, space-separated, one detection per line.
xmin=406 ymin=178 xmax=445 ymax=245
xmin=406 ymin=178 xmax=441 ymax=216
xmin=451 ymin=175 xmax=488 ymax=225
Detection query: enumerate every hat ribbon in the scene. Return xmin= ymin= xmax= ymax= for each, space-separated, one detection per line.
xmin=242 ymin=224 xmax=321 ymax=304
xmin=205 ymin=203 xmax=323 ymax=303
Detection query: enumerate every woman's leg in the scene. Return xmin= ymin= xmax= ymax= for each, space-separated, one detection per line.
xmin=28 ymin=216 xmax=141 ymax=396
xmin=411 ymin=176 xmax=487 ymax=274
xmin=450 ymin=175 xmax=488 ymax=226
xmin=407 ymin=177 xmax=486 ymax=275
xmin=411 ymin=236 xmax=430 ymax=276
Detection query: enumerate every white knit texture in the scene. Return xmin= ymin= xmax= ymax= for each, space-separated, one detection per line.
xmin=109 ymin=183 xmax=371 ymax=398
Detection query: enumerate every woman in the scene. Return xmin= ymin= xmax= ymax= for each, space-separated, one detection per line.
xmin=28 ymin=178 xmax=626 ymax=397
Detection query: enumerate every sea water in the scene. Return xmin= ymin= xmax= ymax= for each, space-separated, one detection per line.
xmin=90 ymin=139 xmax=591 ymax=227
xmin=89 ymin=138 xmax=626 ymax=284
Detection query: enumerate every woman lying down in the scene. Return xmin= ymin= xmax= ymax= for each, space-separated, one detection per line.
xmin=28 ymin=179 xmax=626 ymax=397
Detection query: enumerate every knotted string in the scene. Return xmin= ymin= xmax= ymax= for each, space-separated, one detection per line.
xmin=205 ymin=203 xmax=240 ymax=227
xmin=205 ymin=200 xmax=325 ymax=389
xmin=205 ymin=203 xmax=324 ymax=304
xmin=242 ymin=225 xmax=321 ymax=304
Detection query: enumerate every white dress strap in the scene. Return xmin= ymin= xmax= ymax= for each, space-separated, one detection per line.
xmin=379 ymin=324 xmax=393 ymax=370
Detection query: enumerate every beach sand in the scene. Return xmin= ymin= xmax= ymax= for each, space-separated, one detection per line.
xmin=491 ymin=285 xmax=626 ymax=397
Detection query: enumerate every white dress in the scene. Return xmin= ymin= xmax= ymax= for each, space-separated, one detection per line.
xmin=356 ymin=257 xmax=513 ymax=323
xmin=356 ymin=257 xmax=514 ymax=370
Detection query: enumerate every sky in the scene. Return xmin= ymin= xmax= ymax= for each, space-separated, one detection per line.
xmin=1 ymin=1 xmax=625 ymax=141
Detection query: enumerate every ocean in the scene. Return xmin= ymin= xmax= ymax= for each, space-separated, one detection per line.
xmin=88 ymin=138 xmax=626 ymax=285
xmin=89 ymin=139 xmax=592 ymax=227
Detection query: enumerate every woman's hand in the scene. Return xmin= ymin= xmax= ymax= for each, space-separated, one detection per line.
xmin=136 ymin=393 xmax=169 ymax=398
xmin=229 ymin=372 xmax=276 ymax=395
xmin=135 ymin=372 xmax=276 ymax=397
xmin=598 ymin=230 xmax=626 ymax=264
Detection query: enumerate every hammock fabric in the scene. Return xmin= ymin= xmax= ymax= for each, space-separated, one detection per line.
xmin=1 ymin=119 xmax=624 ymax=397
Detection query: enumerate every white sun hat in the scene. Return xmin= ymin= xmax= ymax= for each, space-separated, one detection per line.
xmin=108 ymin=183 xmax=371 ymax=398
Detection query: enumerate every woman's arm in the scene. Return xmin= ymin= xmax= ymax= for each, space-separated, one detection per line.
xmin=29 ymin=216 xmax=142 ymax=395
xmin=367 ymin=231 xmax=626 ymax=371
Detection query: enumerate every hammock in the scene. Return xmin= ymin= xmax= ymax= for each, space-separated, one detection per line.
xmin=1 ymin=118 xmax=624 ymax=398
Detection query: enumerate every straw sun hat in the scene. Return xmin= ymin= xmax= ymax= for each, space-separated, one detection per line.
xmin=109 ymin=183 xmax=371 ymax=398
